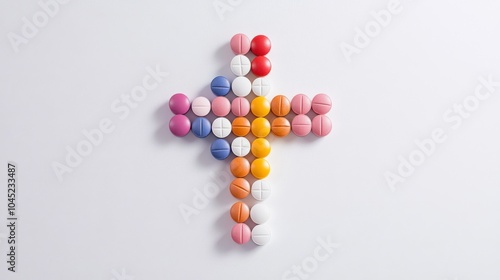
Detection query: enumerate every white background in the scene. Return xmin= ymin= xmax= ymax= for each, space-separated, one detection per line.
xmin=1 ymin=0 xmax=500 ymax=279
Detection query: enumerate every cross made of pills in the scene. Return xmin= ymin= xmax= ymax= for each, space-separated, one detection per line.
xmin=168 ymin=34 xmax=332 ymax=246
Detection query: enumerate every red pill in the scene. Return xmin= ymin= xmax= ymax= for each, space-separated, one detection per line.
xmin=251 ymin=35 xmax=271 ymax=56
xmin=251 ymin=56 xmax=272 ymax=77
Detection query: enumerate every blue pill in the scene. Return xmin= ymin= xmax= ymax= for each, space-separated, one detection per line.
xmin=210 ymin=139 xmax=230 ymax=160
xmin=210 ymin=76 xmax=230 ymax=96
xmin=191 ymin=117 xmax=211 ymax=138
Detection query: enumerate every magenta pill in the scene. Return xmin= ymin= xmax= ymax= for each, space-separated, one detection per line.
xmin=291 ymin=114 xmax=311 ymax=137
xmin=230 ymin=33 xmax=251 ymax=55
xmin=169 ymin=93 xmax=190 ymax=115
xmin=291 ymin=94 xmax=311 ymax=115
xmin=212 ymin=96 xmax=231 ymax=117
xmin=312 ymin=94 xmax=332 ymax=115
xmin=231 ymin=97 xmax=250 ymax=117
xmin=311 ymin=115 xmax=332 ymax=137
xmin=169 ymin=115 xmax=191 ymax=137
xmin=231 ymin=223 xmax=251 ymax=244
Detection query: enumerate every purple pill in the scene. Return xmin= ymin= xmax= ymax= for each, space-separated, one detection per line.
xmin=169 ymin=115 xmax=191 ymax=137
xmin=169 ymin=93 xmax=190 ymax=115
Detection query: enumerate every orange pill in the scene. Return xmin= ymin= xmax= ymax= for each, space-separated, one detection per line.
xmin=251 ymin=158 xmax=271 ymax=179
xmin=230 ymin=201 xmax=249 ymax=223
xmin=230 ymin=157 xmax=250 ymax=177
xmin=251 ymin=138 xmax=271 ymax=158
xmin=232 ymin=117 xmax=250 ymax=137
xmin=251 ymin=96 xmax=271 ymax=117
xmin=271 ymin=117 xmax=291 ymax=137
xmin=251 ymin=117 xmax=271 ymax=138
xmin=271 ymin=95 xmax=291 ymax=116
xmin=229 ymin=178 xmax=250 ymax=199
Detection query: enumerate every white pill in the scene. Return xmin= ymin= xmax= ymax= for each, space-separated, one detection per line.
xmin=250 ymin=203 xmax=270 ymax=224
xmin=230 ymin=55 xmax=251 ymax=77
xmin=191 ymin=96 xmax=211 ymax=116
xmin=252 ymin=225 xmax=271 ymax=245
xmin=251 ymin=180 xmax=271 ymax=201
xmin=231 ymin=137 xmax=250 ymax=157
xmin=232 ymin=77 xmax=251 ymax=97
xmin=252 ymin=77 xmax=271 ymax=96
xmin=212 ymin=117 xmax=231 ymax=138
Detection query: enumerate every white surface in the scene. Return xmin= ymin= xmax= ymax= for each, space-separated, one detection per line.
xmin=1 ymin=0 xmax=500 ymax=280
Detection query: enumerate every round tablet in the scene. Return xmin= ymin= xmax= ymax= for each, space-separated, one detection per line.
xmin=271 ymin=117 xmax=291 ymax=137
xmin=312 ymin=93 xmax=332 ymax=114
xmin=232 ymin=76 xmax=251 ymax=97
xmin=291 ymin=94 xmax=311 ymax=114
xmin=251 ymin=158 xmax=270 ymax=179
xmin=251 ymin=35 xmax=271 ymax=56
xmin=191 ymin=96 xmax=211 ymax=116
xmin=251 ymin=138 xmax=271 ymax=158
xmin=231 ymin=97 xmax=250 ymax=116
xmin=252 ymin=77 xmax=271 ymax=97
xmin=169 ymin=93 xmax=190 ymax=115
xmin=230 ymin=157 xmax=250 ymax=178
xmin=231 ymin=137 xmax=251 ymax=157
xmin=169 ymin=115 xmax=191 ymax=137
xmin=251 ymin=56 xmax=272 ymax=77
xmin=251 ymin=180 xmax=271 ymax=201
xmin=271 ymin=95 xmax=291 ymax=116
xmin=230 ymin=178 xmax=250 ymax=199
xmin=210 ymin=139 xmax=230 ymax=160
xmin=251 ymin=117 xmax=270 ymax=138
xmin=250 ymin=203 xmax=270 ymax=224
xmin=292 ymin=114 xmax=311 ymax=137
xmin=251 ymin=96 xmax=270 ymax=117
xmin=212 ymin=96 xmax=231 ymax=117
xmin=212 ymin=117 xmax=232 ymax=138
xmin=231 ymin=223 xmax=251 ymax=244
xmin=191 ymin=117 xmax=211 ymax=138
xmin=230 ymin=33 xmax=251 ymax=55
xmin=312 ymin=115 xmax=332 ymax=137
xmin=252 ymin=224 xmax=271 ymax=246
xmin=230 ymin=55 xmax=251 ymax=77
xmin=232 ymin=117 xmax=251 ymax=137
xmin=211 ymin=76 xmax=230 ymax=96
xmin=230 ymin=201 xmax=250 ymax=222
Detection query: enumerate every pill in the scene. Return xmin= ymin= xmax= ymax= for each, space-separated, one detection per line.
xmin=230 ymin=201 xmax=250 ymax=222
xmin=251 ymin=117 xmax=271 ymax=138
xmin=271 ymin=117 xmax=291 ymax=137
xmin=211 ymin=76 xmax=230 ymax=96
xmin=252 ymin=77 xmax=271 ymax=97
xmin=251 ymin=180 xmax=271 ymax=201
xmin=252 ymin=224 xmax=271 ymax=246
xmin=232 ymin=117 xmax=251 ymax=137
xmin=230 ymin=33 xmax=251 ymax=55
xmin=312 ymin=115 xmax=332 ymax=137
xmin=291 ymin=94 xmax=311 ymax=114
xmin=251 ymin=56 xmax=272 ymax=77
xmin=169 ymin=93 xmax=190 ymax=115
xmin=251 ymin=96 xmax=270 ymax=117
xmin=231 ymin=223 xmax=251 ymax=244
xmin=231 ymin=97 xmax=250 ymax=117
xmin=251 ymin=35 xmax=271 ymax=56
xmin=311 ymin=93 xmax=332 ymax=114
xmin=230 ymin=178 xmax=250 ymax=199
xmin=210 ymin=139 xmax=230 ymax=160
xmin=191 ymin=96 xmax=211 ymax=116
xmin=231 ymin=137 xmax=251 ymax=157
xmin=230 ymin=55 xmax=251 ymax=77
xmin=251 ymin=138 xmax=271 ymax=158
xmin=251 ymin=158 xmax=270 ymax=179
xmin=270 ymin=95 xmax=291 ymax=116
xmin=250 ymin=203 xmax=270 ymax=224
xmin=191 ymin=117 xmax=211 ymax=138
xmin=230 ymin=157 xmax=250 ymax=177
xmin=291 ymin=114 xmax=311 ymax=136
xmin=212 ymin=117 xmax=232 ymax=138
xmin=212 ymin=96 xmax=231 ymax=117
xmin=169 ymin=115 xmax=191 ymax=137
xmin=232 ymin=76 xmax=251 ymax=97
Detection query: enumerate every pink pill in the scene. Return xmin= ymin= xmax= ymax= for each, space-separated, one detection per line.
xmin=231 ymin=223 xmax=251 ymax=244
xmin=291 ymin=114 xmax=311 ymax=136
xmin=230 ymin=33 xmax=251 ymax=55
xmin=231 ymin=97 xmax=250 ymax=117
xmin=169 ymin=115 xmax=191 ymax=137
xmin=169 ymin=93 xmax=190 ymax=115
xmin=191 ymin=96 xmax=211 ymax=116
xmin=311 ymin=115 xmax=332 ymax=137
xmin=312 ymin=94 xmax=332 ymax=115
xmin=212 ymin=96 xmax=231 ymax=117
xmin=291 ymin=94 xmax=311 ymax=114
